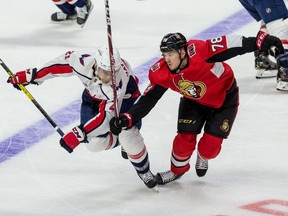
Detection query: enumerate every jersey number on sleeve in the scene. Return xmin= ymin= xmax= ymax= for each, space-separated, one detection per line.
xmin=210 ymin=37 xmax=225 ymax=52
xmin=65 ymin=51 xmax=74 ymax=59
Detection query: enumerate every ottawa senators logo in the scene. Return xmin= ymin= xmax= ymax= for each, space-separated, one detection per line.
xmin=173 ymin=74 xmax=206 ymax=99
xmin=220 ymin=119 xmax=230 ymax=132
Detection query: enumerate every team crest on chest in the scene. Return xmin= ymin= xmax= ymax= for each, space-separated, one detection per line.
xmin=173 ymin=74 xmax=206 ymax=99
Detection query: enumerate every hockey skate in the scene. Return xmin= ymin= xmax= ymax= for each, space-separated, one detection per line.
xmin=138 ymin=170 xmax=159 ymax=189
xmin=76 ymin=0 xmax=94 ymax=27
xmin=276 ymin=66 xmax=288 ymax=91
xmin=195 ymin=153 xmax=208 ymax=177
xmin=254 ymin=50 xmax=277 ymax=79
xmin=156 ymin=170 xmax=181 ymax=185
xmin=51 ymin=11 xmax=77 ymax=22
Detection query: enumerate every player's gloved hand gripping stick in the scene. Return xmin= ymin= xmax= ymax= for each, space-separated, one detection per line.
xmin=0 ymin=58 xmax=65 ymax=137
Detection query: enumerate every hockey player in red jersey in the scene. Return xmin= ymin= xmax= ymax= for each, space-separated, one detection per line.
xmin=51 ymin=0 xmax=93 ymax=26
xmin=109 ymin=32 xmax=284 ymax=184
xmin=7 ymin=46 xmax=158 ymax=189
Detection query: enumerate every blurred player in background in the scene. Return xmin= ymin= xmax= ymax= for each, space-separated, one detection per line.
xmin=239 ymin=0 xmax=288 ymax=90
xmin=51 ymin=0 xmax=93 ymax=26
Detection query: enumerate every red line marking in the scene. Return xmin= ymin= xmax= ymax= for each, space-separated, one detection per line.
xmin=241 ymin=199 xmax=288 ymax=216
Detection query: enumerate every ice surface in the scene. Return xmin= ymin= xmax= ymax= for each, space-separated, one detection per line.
xmin=0 ymin=0 xmax=288 ymax=215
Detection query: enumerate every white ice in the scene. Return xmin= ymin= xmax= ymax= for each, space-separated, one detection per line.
xmin=1 ymin=0 xmax=288 ymax=216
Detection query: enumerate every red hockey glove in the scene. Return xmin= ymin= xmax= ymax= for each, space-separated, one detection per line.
xmin=59 ymin=125 xmax=87 ymax=153
xmin=256 ymin=31 xmax=284 ymax=54
xmin=7 ymin=68 xmax=38 ymax=90
xmin=109 ymin=113 xmax=133 ymax=135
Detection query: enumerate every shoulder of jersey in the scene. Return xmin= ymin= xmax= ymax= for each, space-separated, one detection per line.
xmin=150 ymin=58 xmax=166 ymax=73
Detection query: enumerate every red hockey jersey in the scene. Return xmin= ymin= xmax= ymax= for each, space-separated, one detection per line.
xmin=127 ymin=35 xmax=258 ymax=124
xmin=148 ymin=36 xmax=238 ymax=108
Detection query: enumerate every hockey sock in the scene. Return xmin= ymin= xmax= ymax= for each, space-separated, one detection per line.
xmin=170 ymin=133 xmax=197 ymax=175
xmin=197 ymin=132 xmax=223 ymax=159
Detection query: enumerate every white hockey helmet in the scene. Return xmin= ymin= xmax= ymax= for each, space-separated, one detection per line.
xmin=97 ymin=46 xmax=121 ymax=71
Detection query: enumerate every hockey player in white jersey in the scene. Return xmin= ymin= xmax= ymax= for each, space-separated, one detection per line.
xmin=7 ymin=46 xmax=158 ymax=189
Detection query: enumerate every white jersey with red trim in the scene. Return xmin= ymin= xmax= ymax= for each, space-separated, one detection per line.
xmin=32 ymin=50 xmax=137 ymax=140
xmin=34 ymin=50 xmax=132 ymax=104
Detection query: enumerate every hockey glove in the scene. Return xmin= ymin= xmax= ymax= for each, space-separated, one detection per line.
xmin=256 ymin=31 xmax=284 ymax=54
xmin=59 ymin=125 xmax=87 ymax=153
xmin=109 ymin=113 xmax=133 ymax=135
xmin=7 ymin=68 xmax=38 ymax=90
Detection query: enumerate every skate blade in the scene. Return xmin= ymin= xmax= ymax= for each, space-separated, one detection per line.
xmin=151 ymin=185 xmax=159 ymax=193
xmin=50 ymin=20 xmax=75 ymax=25
xmin=276 ymin=81 xmax=288 ymax=91
xmin=255 ymin=69 xmax=277 ymax=79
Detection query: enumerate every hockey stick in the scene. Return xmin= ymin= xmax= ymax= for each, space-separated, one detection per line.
xmin=104 ymin=0 xmax=129 ymax=160
xmin=104 ymin=0 xmax=119 ymax=118
xmin=0 ymin=59 xmax=65 ymax=137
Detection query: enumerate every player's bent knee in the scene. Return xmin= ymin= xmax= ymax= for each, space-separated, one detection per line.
xmin=173 ymin=132 xmax=197 ymax=156
xmin=198 ymin=133 xmax=223 ymax=159
xmin=267 ymin=18 xmax=288 ymax=42
xmin=85 ymin=133 xmax=118 ymax=152
xmin=119 ymin=126 xmax=145 ymax=155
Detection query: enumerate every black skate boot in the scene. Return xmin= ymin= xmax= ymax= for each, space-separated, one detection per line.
xmin=138 ymin=170 xmax=158 ymax=189
xmin=76 ymin=0 xmax=94 ymax=27
xmin=254 ymin=50 xmax=277 ymax=79
xmin=156 ymin=170 xmax=181 ymax=185
xmin=51 ymin=11 xmax=77 ymax=22
xmin=276 ymin=66 xmax=288 ymax=91
xmin=195 ymin=153 xmax=208 ymax=177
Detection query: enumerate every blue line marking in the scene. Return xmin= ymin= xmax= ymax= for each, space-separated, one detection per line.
xmin=0 ymin=9 xmax=253 ymax=163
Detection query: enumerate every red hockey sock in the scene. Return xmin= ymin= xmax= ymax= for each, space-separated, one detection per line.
xmin=170 ymin=133 xmax=197 ymax=175
xmin=197 ymin=132 xmax=223 ymax=159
